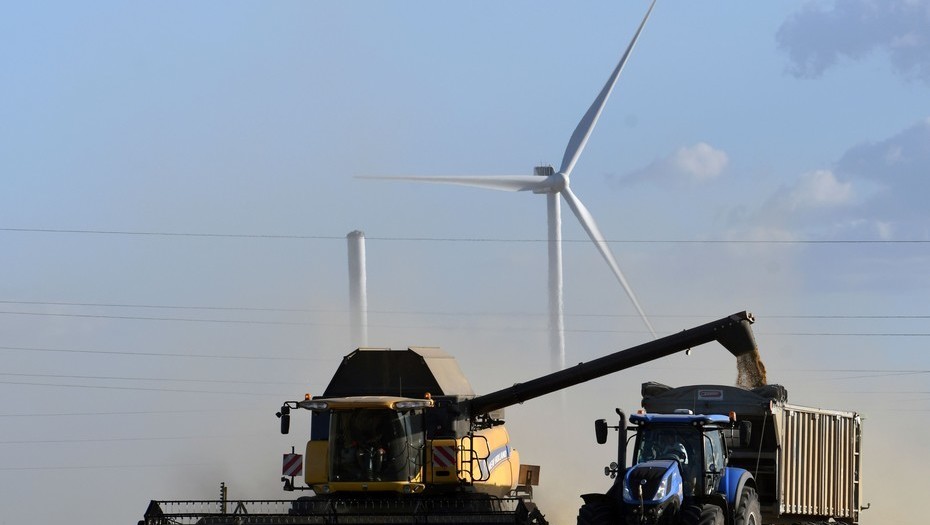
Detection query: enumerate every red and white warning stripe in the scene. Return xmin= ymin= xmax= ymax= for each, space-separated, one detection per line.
xmin=432 ymin=445 xmax=456 ymax=469
xmin=282 ymin=453 xmax=303 ymax=477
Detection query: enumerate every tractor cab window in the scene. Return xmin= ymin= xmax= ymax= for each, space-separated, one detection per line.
xmin=330 ymin=409 xmax=424 ymax=482
xmin=636 ymin=427 xmax=702 ymax=496
xmin=637 ymin=427 xmax=697 ymax=464
xmin=699 ymin=430 xmax=727 ymax=496
xmin=703 ymin=430 xmax=725 ymax=473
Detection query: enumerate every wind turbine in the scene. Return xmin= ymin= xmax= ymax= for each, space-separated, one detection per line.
xmin=365 ymin=1 xmax=658 ymax=370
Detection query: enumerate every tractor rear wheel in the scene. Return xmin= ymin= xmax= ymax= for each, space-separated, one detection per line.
xmin=735 ymin=487 xmax=761 ymax=525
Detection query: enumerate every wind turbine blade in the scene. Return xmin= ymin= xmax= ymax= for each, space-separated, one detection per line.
xmin=558 ymin=0 xmax=657 ymax=177
xmin=358 ymin=175 xmax=550 ymax=192
xmin=561 ymin=186 xmax=656 ymax=337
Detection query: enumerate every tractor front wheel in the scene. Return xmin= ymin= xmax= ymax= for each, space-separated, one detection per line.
xmin=576 ymin=500 xmax=615 ymax=525
xmin=735 ymin=487 xmax=761 ymax=525
xmin=681 ymin=503 xmax=724 ymax=525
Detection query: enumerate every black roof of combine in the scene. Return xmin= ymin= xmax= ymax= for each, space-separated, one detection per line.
xmin=322 ymin=347 xmax=475 ymax=399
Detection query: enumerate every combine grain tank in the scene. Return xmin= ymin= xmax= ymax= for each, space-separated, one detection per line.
xmin=641 ymin=383 xmax=864 ymax=524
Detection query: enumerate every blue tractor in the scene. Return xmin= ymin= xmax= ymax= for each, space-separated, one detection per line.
xmin=579 ymin=410 xmax=759 ymax=525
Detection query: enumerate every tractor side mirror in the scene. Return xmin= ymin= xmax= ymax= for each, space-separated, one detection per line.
xmin=595 ymin=419 xmax=608 ymax=444
xmin=277 ymin=406 xmax=291 ymax=434
xmin=739 ymin=420 xmax=752 ymax=448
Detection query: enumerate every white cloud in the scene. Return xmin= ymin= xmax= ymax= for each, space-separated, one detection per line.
xmin=777 ymin=0 xmax=930 ymax=83
xmin=756 ymin=169 xmax=854 ymax=228
xmin=672 ymin=143 xmax=729 ymax=182
xmin=615 ymin=142 xmax=728 ymax=185
xmin=884 ymin=144 xmax=904 ymax=164
xmin=875 ymin=221 xmax=894 ymax=239
xmin=850 ymin=119 xmax=930 ymax=169
xmin=785 ymin=169 xmax=853 ymax=211
xmin=744 ymin=118 xmax=930 ymax=241
xmin=890 ymin=31 xmax=923 ymax=49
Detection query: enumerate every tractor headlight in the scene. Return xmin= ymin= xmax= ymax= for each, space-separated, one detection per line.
xmin=622 ymin=479 xmax=632 ymax=501
xmin=653 ymin=476 xmax=669 ymax=500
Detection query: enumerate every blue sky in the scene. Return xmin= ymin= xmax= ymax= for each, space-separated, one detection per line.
xmin=2 ymin=1 xmax=929 ymax=523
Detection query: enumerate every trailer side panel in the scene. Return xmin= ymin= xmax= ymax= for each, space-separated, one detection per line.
xmin=775 ymin=404 xmax=861 ymax=523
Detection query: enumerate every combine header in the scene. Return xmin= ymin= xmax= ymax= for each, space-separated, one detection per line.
xmin=140 ymin=312 xmax=759 ymax=525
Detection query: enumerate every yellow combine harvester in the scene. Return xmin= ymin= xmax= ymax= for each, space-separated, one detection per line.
xmin=140 ymin=312 xmax=758 ymax=525
xmin=275 ymin=345 xmax=543 ymax=523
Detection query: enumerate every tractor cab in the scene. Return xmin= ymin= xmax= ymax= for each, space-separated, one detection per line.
xmin=613 ymin=412 xmax=745 ymax=523
xmin=629 ymin=413 xmax=730 ymax=499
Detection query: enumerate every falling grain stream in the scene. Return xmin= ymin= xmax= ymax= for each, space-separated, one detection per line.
xmin=736 ymin=346 xmax=767 ymax=388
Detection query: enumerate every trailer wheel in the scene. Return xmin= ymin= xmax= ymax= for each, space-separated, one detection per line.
xmin=735 ymin=487 xmax=761 ymax=525
xmin=576 ymin=500 xmax=614 ymax=525
xmin=681 ymin=503 xmax=724 ymax=525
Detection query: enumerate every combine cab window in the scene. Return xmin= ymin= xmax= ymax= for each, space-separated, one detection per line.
xmin=329 ymin=409 xmax=424 ymax=482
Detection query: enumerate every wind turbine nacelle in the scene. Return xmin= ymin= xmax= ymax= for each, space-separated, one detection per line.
xmin=530 ymin=166 xmax=566 ymax=194
xmin=534 ymin=165 xmax=555 ymax=177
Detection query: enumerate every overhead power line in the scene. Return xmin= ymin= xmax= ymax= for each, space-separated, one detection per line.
xmin=0 ymin=310 xmax=313 ymax=326
xmin=0 ymin=344 xmax=332 ymax=361
xmin=4 ymin=300 xmax=930 ymax=321
xmin=0 ymin=462 xmax=221 ymax=472
xmin=0 ymin=299 xmax=315 ymax=313
xmin=0 ymin=434 xmax=263 ymax=444
xmin=2 ymin=227 xmax=927 ymax=244
xmin=0 ymin=378 xmax=292 ymax=396
xmin=0 ymin=408 xmax=261 ymax=418
xmin=0 ymin=227 xmax=343 ymax=240
xmin=0 ymin=372 xmax=307 ymax=385
xmin=0 ymin=306 xmax=930 ymax=326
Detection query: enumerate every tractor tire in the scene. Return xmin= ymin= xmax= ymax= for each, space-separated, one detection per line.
xmin=735 ymin=487 xmax=761 ymax=525
xmin=577 ymin=500 xmax=614 ymax=525
xmin=681 ymin=503 xmax=724 ymax=525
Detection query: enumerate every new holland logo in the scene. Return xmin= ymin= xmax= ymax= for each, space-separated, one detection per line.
xmin=485 ymin=446 xmax=510 ymax=472
xmin=698 ymin=389 xmax=724 ymax=400
xmin=432 ymin=445 xmax=457 ymax=468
